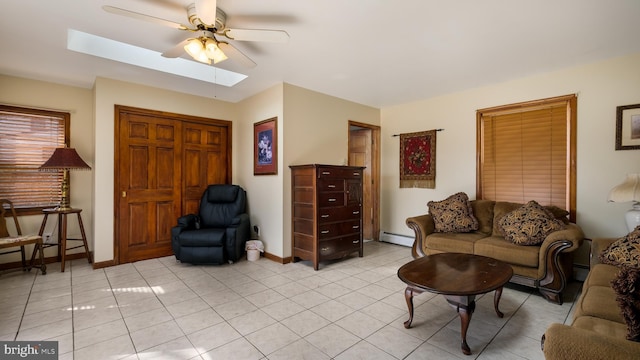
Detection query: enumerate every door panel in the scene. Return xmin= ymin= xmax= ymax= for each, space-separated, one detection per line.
xmin=118 ymin=111 xmax=181 ymax=263
xmin=182 ymin=122 xmax=229 ymax=215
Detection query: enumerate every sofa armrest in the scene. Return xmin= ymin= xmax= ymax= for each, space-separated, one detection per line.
xmin=540 ymin=223 xmax=584 ymax=256
xmin=590 ymin=237 xmax=618 ymax=268
xmin=536 ymin=223 xmax=584 ymax=303
xmin=406 ymin=214 xmax=435 ymax=258
xmin=542 ymin=323 xmax=640 ymax=360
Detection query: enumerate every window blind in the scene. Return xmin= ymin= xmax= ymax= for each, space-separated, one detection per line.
xmin=477 ymin=95 xmax=576 ymax=220
xmin=0 ymin=105 xmax=69 ymax=213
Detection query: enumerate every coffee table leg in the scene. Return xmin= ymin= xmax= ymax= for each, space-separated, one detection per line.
xmin=494 ymin=286 xmax=505 ymax=318
xmin=403 ymin=286 xmax=422 ymax=329
xmin=456 ymin=300 xmax=475 ymax=356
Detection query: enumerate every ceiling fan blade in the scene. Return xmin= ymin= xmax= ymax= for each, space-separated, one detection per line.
xmin=161 ymin=39 xmax=190 ymax=58
xmin=218 ymin=42 xmax=257 ymax=68
xmin=223 ymin=29 xmax=289 ymax=43
xmin=102 ymin=5 xmax=187 ymax=30
xmin=195 ymin=0 xmax=217 ymax=27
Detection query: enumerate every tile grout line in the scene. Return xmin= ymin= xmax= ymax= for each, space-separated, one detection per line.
xmin=13 ymin=270 xmax=38 ymax=341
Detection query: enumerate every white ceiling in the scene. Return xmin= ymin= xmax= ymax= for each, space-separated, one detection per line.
xmin=1 ymin=0 xmax=639 ymax=108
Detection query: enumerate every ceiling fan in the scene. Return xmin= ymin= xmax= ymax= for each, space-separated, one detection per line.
xmin=103 ymin=0 xmax=289 ymax=68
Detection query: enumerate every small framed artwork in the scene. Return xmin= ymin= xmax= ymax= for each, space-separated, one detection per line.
xmin=254 ymin=117 xmax=277 ymax=175
xmin=616 ymin=103 xmax=640 ymax=150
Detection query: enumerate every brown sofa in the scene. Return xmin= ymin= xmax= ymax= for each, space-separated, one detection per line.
xmin=541 ymin=238 xmax=640 ymax=359
xmin=406 ymin=200 xmax=584 ymax=304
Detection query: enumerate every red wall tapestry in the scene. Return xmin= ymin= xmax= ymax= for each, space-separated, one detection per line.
xmin=400 ymin=130 xmax=436 ymax=188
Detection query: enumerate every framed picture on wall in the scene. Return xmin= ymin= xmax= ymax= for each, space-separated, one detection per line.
xmin=616 ymin=103 xmax=640 ymax=150
xmin=254 ymin=117 xmax=277 ymax=175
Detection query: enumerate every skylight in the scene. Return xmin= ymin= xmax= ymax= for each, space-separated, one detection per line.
xmin=66 ymin=29 xmax=247 ymax=87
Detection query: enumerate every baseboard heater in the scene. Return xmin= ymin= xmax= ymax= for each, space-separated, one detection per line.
xmin=380 ymin=231 xmax=413 ymax=247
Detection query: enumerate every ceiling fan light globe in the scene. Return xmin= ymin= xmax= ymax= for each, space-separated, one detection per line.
xmin=204 ymin=40 xmax=228 ymax=63
xmin=184 ymin=38 xmax=211 ymax=64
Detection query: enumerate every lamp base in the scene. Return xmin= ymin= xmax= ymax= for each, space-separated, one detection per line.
xmin=625 ymin=202 xmax=640 ymax=232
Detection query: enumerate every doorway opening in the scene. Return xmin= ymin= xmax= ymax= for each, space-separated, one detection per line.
xmin=348 ymin=121 xmax=380 ymax=241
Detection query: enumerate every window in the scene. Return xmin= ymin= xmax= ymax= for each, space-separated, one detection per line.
xmin=0 ymin=105 xmax=69 ymax=215
xmin=476 ymin=94 xmax=577 ymax=222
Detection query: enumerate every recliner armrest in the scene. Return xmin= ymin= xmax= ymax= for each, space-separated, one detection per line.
xmin=176 ymin=214 xmax=198 ymax=230
xmin=229 ymin=213 xmax=249 ymax=227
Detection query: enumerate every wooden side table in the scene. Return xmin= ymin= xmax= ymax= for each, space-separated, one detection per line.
xmin=36 ymin=208 xmax=92 ymax=272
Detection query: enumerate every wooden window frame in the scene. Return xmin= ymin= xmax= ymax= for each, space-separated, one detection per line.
xmin=0 ymin=105 xmax=70 ymax=215
xmin=476 ymin=94 xmax=577 ymax=222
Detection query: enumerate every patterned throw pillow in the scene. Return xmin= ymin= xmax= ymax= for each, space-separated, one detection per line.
xmin=600 ymin=226 xmax=640 ymax=269
xmin=498 ymin=200 xmax=566 ymax=245
xmin=611 ymin=266 xmax=640 ymax=342
xmin=428 ymin=192 xmax=479 ymax=233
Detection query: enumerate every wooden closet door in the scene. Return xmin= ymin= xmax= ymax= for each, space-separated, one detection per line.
xmin=182 ymin=122 xmax=230 ymax=215
xmin=116 ymin=108 xmax=182 ymax=263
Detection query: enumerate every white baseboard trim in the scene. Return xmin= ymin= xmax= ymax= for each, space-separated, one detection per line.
xmin=379 ymin=231 xmax=413 ymax=247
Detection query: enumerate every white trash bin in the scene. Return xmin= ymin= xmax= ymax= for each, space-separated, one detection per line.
xmin=245 ymin=240 xmax=264 ymax=261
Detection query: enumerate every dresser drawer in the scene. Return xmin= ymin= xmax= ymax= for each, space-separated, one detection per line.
xmin=318 ymin=220 xmax=361 ymax=239
xmin=317 ymin=178 xmax=345 ymax=192
xmin=317 ymin=167 xmax=362 ymax=179
xmin=318 ymin=192 xmax=345 ymax=207
xmin=318 ymin=205 xmax=361 ymax=223
xmin=319 ymin=234 xmax=361 ymax=257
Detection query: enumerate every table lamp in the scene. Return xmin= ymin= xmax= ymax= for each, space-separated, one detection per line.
xmin=39 ymin=147 xmax=91 ymax=211
xmin=608 ymin=173 xmax=640 ymax=232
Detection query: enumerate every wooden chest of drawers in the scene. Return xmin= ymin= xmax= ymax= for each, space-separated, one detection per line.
xmin=290 ymin=164 xmax=364 ymax=270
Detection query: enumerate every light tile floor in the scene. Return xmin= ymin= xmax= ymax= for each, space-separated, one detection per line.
xmin=0 ymin=241 xmax=581 ymax=360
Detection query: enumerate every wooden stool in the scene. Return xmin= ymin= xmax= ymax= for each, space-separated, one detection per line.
xmin=36 ymin=208 xmax=92 ymax=272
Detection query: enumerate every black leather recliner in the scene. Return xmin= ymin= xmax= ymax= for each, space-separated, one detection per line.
xmin=171 ymin=184 xmax=250 ymax=264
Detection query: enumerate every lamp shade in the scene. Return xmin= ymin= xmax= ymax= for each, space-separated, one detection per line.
xmin=39 ymin=147 xmax=91 ymax=171
xmin=608 ymin=173 xmax=640 ymax=232
xmin=608 ymin=174 xmax=640 ymax=202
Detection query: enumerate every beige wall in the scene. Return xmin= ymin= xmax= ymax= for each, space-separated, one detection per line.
xmin=236 ymin=84 xmax=285 ymax=256
xmin=93 ymin=78 xmax=237 ymax=263
xmin=282 ymin=84 xmax=380 ymax=257
xmin=0 ymin=74 xmax=94 ymax=261
xmin=380 ymin=52 xmax=640 ymax=264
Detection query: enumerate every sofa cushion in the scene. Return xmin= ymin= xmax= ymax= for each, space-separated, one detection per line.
xmin=585 ymin=263 xmax=621 ymax=288
xmin=424 ymin=232 xmax=487 ymax=254
xmin=498 ymin=200 xmax=566 ymax=245
xmin=428 ymin=192 xmax=479 ymax=233
xmin=600 ymin=225 xmax=640 ymax=269
xmin=611 ymin=266 xmax=640 ymax=341
xmin=575 ymin=284 xmax=624 ymax=324
xmin=491 ymin=201 xmax=523 ymax=236
xmin=474 ymin=236 xmax=539 ymax=268
xmin=470 ymin=199 xmax=495 ymax=235
xmin=545 ymin=205 xmax=570 ymax=224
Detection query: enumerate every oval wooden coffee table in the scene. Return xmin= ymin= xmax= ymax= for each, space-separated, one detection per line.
xmin=397 ymin=253 xmax=513 ymax=355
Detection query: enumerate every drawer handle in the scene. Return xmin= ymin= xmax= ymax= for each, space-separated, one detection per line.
xmin=321 ymin=214 xmax=330 ymax=218
xmin=321 ymin=230 xmax=330 ymax=234
xmin=352 ymin=211 xmax=360 ymax=215
xmin=321 ymin=247 xmax=329 ymax=251
xmin=353 ymin=172 xmax=360 ymax=176
xmin=322 ymin=171 xmax=331 ymax=175
xmin=352 ymin=240 xmax=360 ymax=244
xmin=327 ymin=184 xmax=336 ymax=188
xmin=352 ymin=225 xmax=360 ymax=229
xmin=328 ymin=198 xmax=336 ymax=202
